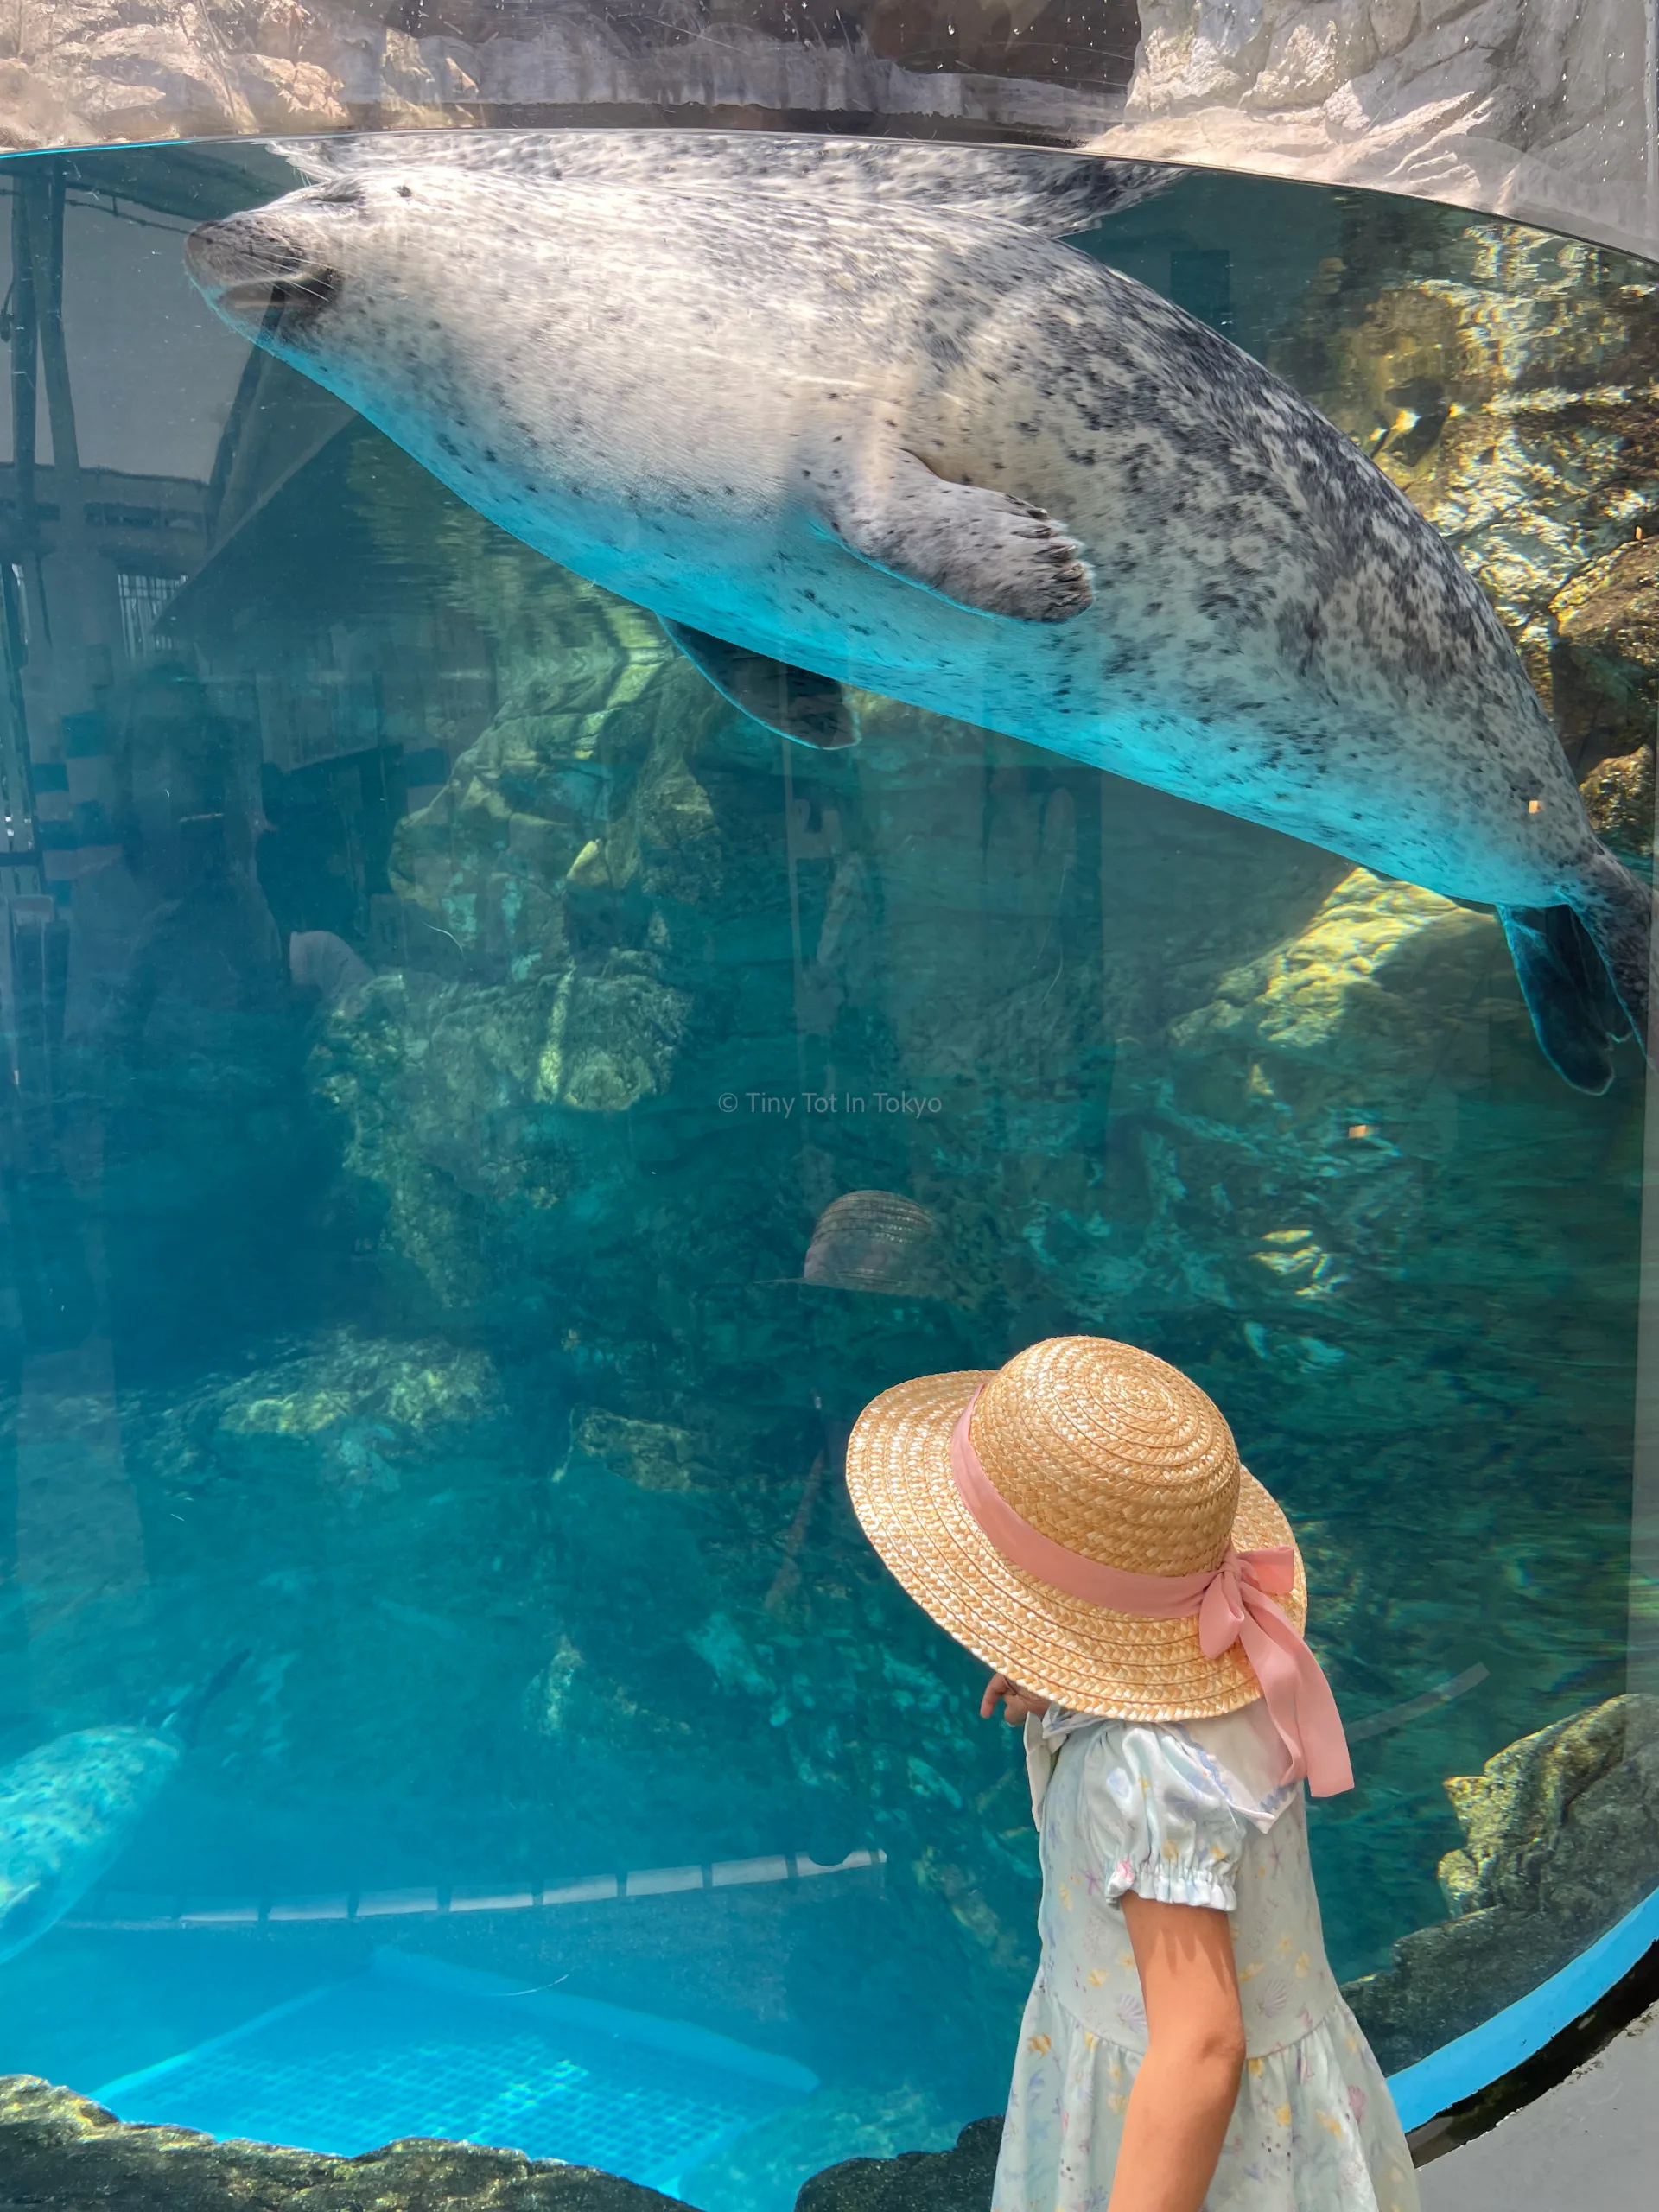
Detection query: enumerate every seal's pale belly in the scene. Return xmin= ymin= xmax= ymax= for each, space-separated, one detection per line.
xmin=432 ymin=454 xmax=1575 ymax=912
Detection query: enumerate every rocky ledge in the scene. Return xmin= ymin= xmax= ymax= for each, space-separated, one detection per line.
xmin=0 ymin=2082 xmax=1007 ymax=2212
xmin=0 ymin=2074 xmax=688 ymax=2212
xmin=1344 ymin=1694 xmax=1659 ymax=2072
xmin=798 ymin=2117 xmax=1004 ymax=2212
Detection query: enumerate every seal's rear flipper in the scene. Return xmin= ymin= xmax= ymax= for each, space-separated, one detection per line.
xmin=820 ymin=448 xmax=1094 ymax=624
xmin=1501 ymin=878 xmax=1647 ymax=1093
xmin=664 ymin=621 xmax=859 ymax=749
xmin=1567 ymin=849 xmax=1657 ymax=1069
xmin=160 ymin=1650 xmax=251 ymax=1745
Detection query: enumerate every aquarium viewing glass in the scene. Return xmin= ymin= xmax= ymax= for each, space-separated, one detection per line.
xmin=0 ymin=127 xmax=1656 ymax=2211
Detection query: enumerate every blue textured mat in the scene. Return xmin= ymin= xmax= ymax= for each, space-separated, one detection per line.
xmin=97 ymin=1953 xmax=811 ymax=2192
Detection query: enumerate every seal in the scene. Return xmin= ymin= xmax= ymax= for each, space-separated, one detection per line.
xmin=0 ymin=1655 xmax=245 ymax=1964
xmin=185 ymin=132 xmax=1653 ymax=1092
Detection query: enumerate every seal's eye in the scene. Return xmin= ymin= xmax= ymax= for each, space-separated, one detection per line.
xmin=398 ymin=185 xmax=414 ymax=200
xmin=308 ymin=181 xmax=365 ymax=210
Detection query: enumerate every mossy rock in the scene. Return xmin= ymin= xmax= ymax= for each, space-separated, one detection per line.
xmin=1173 ymin=868 xmax=1499 ymax=1093
xmin=216 ymin=1335 xmax=498 ymax=1444
xmin=1553 ymin=541 xmax=1659 ymax=760
xmin=1344 ymin=1695 xmax=1659 ymax=2071
xmin=1437 ymin=1693 xmax=1659 ymax=1917
xmin=1580 ymin=744 xmax=1654 ymax=860
xmin=559 ymin=1409 xmax=712 ymax=1493
xmin=537 ymin=961 xmax=692 ymax=1114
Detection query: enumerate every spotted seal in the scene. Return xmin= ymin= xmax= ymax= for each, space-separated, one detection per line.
xmin=0 ymin=1655 xmax=245 ymax=1964
xmin=186 ymin=133 xmax=1653 ymax=1091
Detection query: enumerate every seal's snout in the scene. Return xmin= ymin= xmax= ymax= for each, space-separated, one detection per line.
xmin=185 ymin=213 xmax=339 ymax=337
xmin=184 ymin=213 xmax=307 ymax=290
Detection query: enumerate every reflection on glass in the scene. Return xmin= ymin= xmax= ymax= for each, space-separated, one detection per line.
xmin=0 ymin=133 xmax=1654 ymax=2210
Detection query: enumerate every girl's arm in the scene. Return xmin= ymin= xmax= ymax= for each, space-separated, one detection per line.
xmin=1109 ymin=1893 xmax=1245 ymax=2212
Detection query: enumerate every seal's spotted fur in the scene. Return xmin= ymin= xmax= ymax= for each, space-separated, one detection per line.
xmin=187 ymin=132 xmax=1652 ymax=1090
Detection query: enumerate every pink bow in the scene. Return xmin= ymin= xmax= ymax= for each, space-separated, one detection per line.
xmin=950 ymin=1398 xmax=1353 ymax=1797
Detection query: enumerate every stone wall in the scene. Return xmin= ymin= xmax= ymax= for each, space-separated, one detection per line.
xmin=0 ymin=1 xmax=1131 ymax=155
xmin=1094 ymin=0 xmax=1659 ymax=259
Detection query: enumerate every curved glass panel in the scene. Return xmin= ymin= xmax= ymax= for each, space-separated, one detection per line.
xmin=0 ymin=132 xmax=1655 ymax=2207
xmin=6 ymin=2 xmax=1656 ymax=262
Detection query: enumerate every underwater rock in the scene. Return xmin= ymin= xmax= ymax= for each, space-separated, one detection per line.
xmin=1171 ymin=868 xmax=1500 ymax=1098
xmin=1263 ymin=215 xmax=1659 ymax=720
xmin=1343 ymin=1695 xmax=1659 ymax=2069
xmin=0 ymin=2073 xmax=691 ymax=2211
xmin=1017 ymin=861 xmax=1516 ymax=1338
xmin=1552 ymin=539 xmax=1659 ymax=758
xmin=313 ymin=970 xmax=570 ymax=1314
xmin=538 ymin=960 xmax=694 ymax=1116
xmin=795 ymin=2114 xmax=1004 ymax=2212
xmin=1436 ymin=1693 xmax=1659 ymax=1919
xmin=681 ymin=2087 xmax=969 ymax=2212
xmin=162 ymin=1329 xmax=499 ymax=1497
xmin=1580 ymin=745 xmax=1656 ymax=860
xmin=387 ymin=591 xmax=724 ymax=983
xmin=312 ymin=574 xmax=747 ymax=1325
xmin=1007 ymin=784 xmax=1644 ymax=1468
xmin=559 ymin=1409 xmax=712 ymax=1494
xmin=59 ymin=1325 xmax=546 ymax=1861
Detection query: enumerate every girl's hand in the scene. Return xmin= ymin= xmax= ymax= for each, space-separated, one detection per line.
xmin=980 ymin=1672 xmax=1050 ymax=1726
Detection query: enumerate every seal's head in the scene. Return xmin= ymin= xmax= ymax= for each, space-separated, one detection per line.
xmin=184 ymin=165 xmax=542 ymax=440
xmin=183 ymin=179 xmax=391 ymax=351
xmin=185 ymin=171 xmax=448 ymax=362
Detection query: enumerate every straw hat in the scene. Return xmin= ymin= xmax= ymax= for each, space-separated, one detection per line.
xmin=845 ymin=1335 xmax=1306 ymax=1720
xmin=801 ymin=1190 xmax=945 ymax=1298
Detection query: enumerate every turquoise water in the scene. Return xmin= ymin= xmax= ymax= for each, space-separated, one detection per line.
xmin=0 ymin=136 xmax=1654 ymax=2207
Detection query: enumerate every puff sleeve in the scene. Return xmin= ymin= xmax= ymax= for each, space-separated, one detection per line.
xmin=1073 ymin=1719 xmax=1249 ymax=1912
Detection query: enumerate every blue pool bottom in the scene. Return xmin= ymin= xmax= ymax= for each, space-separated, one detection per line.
xmin=96 ymin=1950 xmax=817 ymax=2196
xmin=90 ymin=1885 xmax=1659 ymax=2181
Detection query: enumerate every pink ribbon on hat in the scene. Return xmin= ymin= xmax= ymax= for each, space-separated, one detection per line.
xmin=950 ymin=1395 xmax=1353 ymax=1797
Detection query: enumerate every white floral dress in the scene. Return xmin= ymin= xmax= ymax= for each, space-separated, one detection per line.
xmin=994 ymin=1703 xmax=1419 ymax=2212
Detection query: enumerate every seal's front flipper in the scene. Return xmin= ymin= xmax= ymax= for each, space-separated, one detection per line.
xmin=664 ymin=621 xmax=859 ymax=749
xmin=820 ymin=447 xmax=1093 ymax=623
xmin=1498 ymin=901 xmax=1628 ymax=1093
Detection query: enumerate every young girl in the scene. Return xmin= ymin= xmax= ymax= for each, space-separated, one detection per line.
xmin=845 ymin=1334 xmax=1418 ymax=2212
